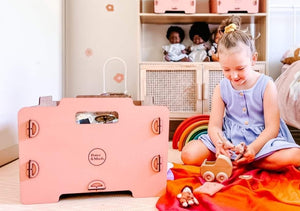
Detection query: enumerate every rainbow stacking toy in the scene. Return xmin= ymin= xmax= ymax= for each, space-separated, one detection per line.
xmin=172 ymin=115 xmax=210 ymax=151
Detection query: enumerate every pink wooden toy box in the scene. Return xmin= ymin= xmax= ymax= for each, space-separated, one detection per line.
xmin=210 ymin=0 xmax=259 ymax=13
xmin=18 ymin=96 xmax=169 ymax=204
xmin=154 ymin=0 xmax=196 ymax=14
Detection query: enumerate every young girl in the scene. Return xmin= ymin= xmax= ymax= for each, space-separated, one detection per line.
xmin=187 ymin=22 xmax=211 ymax=62
xmin=162 ymin=26 xmax=190 ymax=62
xmin=181 ymin=23 xmax=300 ymax=171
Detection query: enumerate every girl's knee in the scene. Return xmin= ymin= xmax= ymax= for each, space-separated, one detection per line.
xmin=181 ymin=148 xmax=198 ymax=165
xmin=181 ymin=140 xmax=211 ymax=166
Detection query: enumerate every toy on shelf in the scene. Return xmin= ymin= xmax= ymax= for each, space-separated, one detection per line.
xmin=154 ymin=0 xmax=196 ymax=14
xmin=210 ymin=0 xmax=259 ymax=14
xmin=208 ymin=29 xmax=222 ymax=61
xmin=200 ymin=154 xmax=233 ymax=183
xmin=187 ymin=22 xmax=211 ymax=62
xmin=162 ymin=26 xmax=190 ymax=62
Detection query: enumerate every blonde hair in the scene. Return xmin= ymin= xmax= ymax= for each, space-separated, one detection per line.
xmin=218 ymin=15 xmax=241 ymax=34
xmin=218 ymin=16 xmax=256 ymax=55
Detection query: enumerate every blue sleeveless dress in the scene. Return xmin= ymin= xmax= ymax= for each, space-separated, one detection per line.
xmin=198 ymin=74 xmax=299 ymax=160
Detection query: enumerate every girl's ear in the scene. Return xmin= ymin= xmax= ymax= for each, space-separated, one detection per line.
xmin=251 ymin=52 xmax=258 ymax=65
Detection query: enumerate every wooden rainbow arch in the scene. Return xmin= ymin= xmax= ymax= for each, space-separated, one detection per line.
xmin=172 ymin=115 xmax=210 ymax=151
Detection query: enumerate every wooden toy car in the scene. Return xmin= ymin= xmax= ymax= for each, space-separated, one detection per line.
xmin=200 ymin=154 xmax=232 ymax=183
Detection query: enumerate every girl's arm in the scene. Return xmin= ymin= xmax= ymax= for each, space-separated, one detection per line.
xmin=235 ymin=80 xmax=280 ymax=165
xmin=208 ymin=84 xmax=233 ymax=157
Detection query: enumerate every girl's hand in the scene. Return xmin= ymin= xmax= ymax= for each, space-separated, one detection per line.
xmin=215 ymin=133 xmax=234 ymax=158
xmin=215 ymin=140 xmax=234 ymax=158
xmin=233 ymin=145 xmax=255 ymax=166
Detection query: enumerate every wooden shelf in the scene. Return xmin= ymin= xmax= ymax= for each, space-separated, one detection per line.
xmin=140 ymin=13 xmax=267 ymax=24
xmin=139 ymin=0 xmax=268 ymax=118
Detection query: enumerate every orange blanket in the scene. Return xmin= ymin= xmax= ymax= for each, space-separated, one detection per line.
xmin=156 ymin=163 xmax=300 ymax=211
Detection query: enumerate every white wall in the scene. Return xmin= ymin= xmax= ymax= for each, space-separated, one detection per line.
xmin=0 ymin=0 xmax=62 ymax=164
xmin=65 ymin=0 xmax=138 ymax=98
xmin=268 ymin=0 xmax=300 ymax=79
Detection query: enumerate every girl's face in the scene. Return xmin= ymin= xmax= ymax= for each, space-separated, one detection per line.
xmin=219 ymin=43 xmax=257 ymax=89
xmin=193 ymin=35 xmax=204 ymax=45
xmin=169 ymin=32 xmax=181 ymax=44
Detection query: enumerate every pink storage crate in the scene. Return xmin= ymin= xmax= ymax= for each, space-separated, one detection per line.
xmin=18 ymin=96 xmax=169 ymax=204
xmin=154 ymin=0 xmax=196 ymax=14
xmin=210 ymin=0 xmax=259 ymax=14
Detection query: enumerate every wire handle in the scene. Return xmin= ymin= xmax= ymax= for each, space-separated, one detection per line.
xmin=102 ymin=57 xmax=128 ymax=94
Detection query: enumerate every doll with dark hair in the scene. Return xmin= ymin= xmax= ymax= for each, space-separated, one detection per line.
xmin=187 ymin=22 xmax=211 ymax=62
xmin=208 ymin=29 xmax=222 ymax=61
xmin=162 ymin=26 xmax=190 ymax=62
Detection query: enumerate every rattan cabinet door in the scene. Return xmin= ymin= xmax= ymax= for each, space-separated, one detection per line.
xmin=140 ymin=62 xmax=203 ymax=119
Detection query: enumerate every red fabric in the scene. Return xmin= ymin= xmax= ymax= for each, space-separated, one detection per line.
xmin=156 ymin=163 xmax=300 ymax=211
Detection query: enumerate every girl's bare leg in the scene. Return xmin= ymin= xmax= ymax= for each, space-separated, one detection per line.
xmin=253 ymin=148 xmax=300 ymax=170
xmin=181 ymin=140 xmax=215 ymax=166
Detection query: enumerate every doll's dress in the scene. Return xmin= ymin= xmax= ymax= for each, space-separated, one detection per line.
xmin=162 ymin=43 xmax=188 ymax=62
xmin=198 ymin=74 xmax=300 ymax=160
xmin=188 ymin=43 xmax=208 ymax=62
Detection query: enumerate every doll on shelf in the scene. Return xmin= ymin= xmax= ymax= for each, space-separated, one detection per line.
xmin=187 ymin=22 xmax=211 ymax=62
xmin=208 ymin=29 xmax=222 ymax=61
xmin=162 ymin=26 xmax=190 ymax=62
